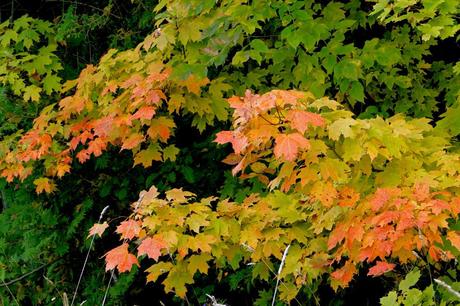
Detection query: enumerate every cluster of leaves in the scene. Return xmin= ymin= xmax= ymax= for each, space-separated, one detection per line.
xmin=0 ymin=0 xmax=460 ymax=305
xmin=149 ymin=0 xmax=459 ymax=122
xmin=0 ymin=15 xmax=62 ymax=102
xmin=103 ymin=90 xmax=460 ymax=302
xmin=379 ymin=269 xmax=435 ymax=306
xmin=370 ymin=0 xmax=460 ymax=41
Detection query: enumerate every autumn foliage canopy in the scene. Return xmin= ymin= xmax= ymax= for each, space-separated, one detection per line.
xmin=0 ymin=0 xmax=460 ymax=305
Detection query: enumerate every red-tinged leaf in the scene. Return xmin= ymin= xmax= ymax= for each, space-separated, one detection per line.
xmin=147 ymin=117 xmax=175 ymax=142
xmin=331 ymin=261 xmax=356 ymax=288
xmin=105 ymin=243 xmax=139 ymax=273
xmin=87 ymin=137 xmax=106 ymax=157
xmin=101 ymin=82 xmax=118 ymax=96
xmin=92 ymin=116 xmax=114 ymax=137
xmin=413 ymin=182 xmax=430 ymax=201
xmin=138 ymin=236 xmax=167 ymax=261
xmin=121 ymin=133 xmax=144 ymax=150
xmin=87 ymin=221 xmax=109 ymax=238
xmin=214 ymin=131 xmax=233 ymax=145
xmin=369 ymin=188 xmax=400 ymax=211
xmin=33 ymin=177 xmax=56 ymax=194
xmin=328 ymin=223 xmax=347 ymax=250
xmin=76 ymin=149 xmax=90 ymax=163
xmin=286 ymin=110 xmax=325 ymax=134
xmin=428 ymin=245 xmax=440 ymax=261
xmin=131 ymin=106 xmax=156 ymax=121
xmin=274 ymin=133 xmax=310 ymax=161
xmin=116 ymin=219 xmax=142 ymax=240
xmin=447 ymin=231 xmax=460 ymax=251
xmin=367 ymin=261 xmax=395 ymax=276
xmin=215 ymin=131 xmax=248 ymax=155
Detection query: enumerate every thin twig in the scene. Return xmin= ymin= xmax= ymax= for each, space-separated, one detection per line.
xmin=101 ymin=196 xmax=144 ymax=305
xmin=272 ymin=244 xmax=290 ymax=306
xmin=70 ymin=205 xmax=109 ymax=306
xmin=101 ymin=270 xmax=115 ymax=306
xmin=0 ymin=263 xmax=48 ymax=287
xmin=434 ymin=279 xmax=460 ymax=300
xmin=1 ymin=278 xmax=19 ymax=305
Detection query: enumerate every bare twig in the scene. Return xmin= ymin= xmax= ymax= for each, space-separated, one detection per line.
xmin=70 ymin=205 xmax=109 ymax=306
xmin=434 ymin=279 xmax=460 ymax=300
xmin=1 ymin=278 xmax=19 ymax=305
xmin=0 ymin=263 xmax=48 ymax=287
xmin=272 ymin=244 xmax=290 ymax=306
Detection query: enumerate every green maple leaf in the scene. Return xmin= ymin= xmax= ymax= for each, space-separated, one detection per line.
xmin=349 ymin=81 xmax=364 ymax=102
xmin=162 ymin=145 xmax=179 ymax=162
xmin=1 ymin=29 xmax=18 ymax=47
xmin=328 ymin=118 xmax=357 ymax=140
xmin=187 ymin=253 xmax=212 ymax=274
xmin=23 ymin=85 xmax=42 ymax=102
xmin=19 ymin=29 xmax=40 ymax=49
xmin=134 ymin=144 xmax=162 ymax=167
xmin=163 ymin=265 xmax=194 ymax=298
xmin=42 ymin=74 xmax=61 ymax=94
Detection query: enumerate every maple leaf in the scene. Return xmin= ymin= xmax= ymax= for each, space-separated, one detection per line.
xmin=274 ymin=133 xmax=310 ymax=161
xmin=187 ymin=254 xmax=212 ymax=274
xmin=105 ymin=243 xmax=139 ymax=273
xmin=165 ymin=188 xmax=195 ymax=203
xmin=76 ymin=149 xmax=91 ymax=163
xmin=369 ymin=188 xmax=400 ymax=211
xmin=138 ymin=236 xmax=167 ymax=261
xmin=447 ymin=231 xmax=460 ymax=251
xmin=101 ymin=82 xmax=118 ymax=96
xmin=116 ymin=219 xmax=142 ymax=240
xmin=181 ymin=75 xmax=209 ymax=95
xmin=147 ymin=117 xmax=175 ymax=142
xmin=413 ymin=182 xmax=430 ymax=201
xmin=328 ymin=118 xmax=357 ymax=140
xmin=215 ymin=131 xmax=248 ymax=155
xmin=33 ymin=177 xmax=56 ymax=194
xmin=131 ymin=106 xmax=156 ymax=121
xmin=87 ymin=221 xmax=109 ymax=238
xmin=121 ymin=133 xmax=145 ymax=151
xmin=146 ymin=262 xmax=173 ymax=283
xmin=56 ymin=163 xmax=71 ymax=178
xmin=286 ymin=110 xmax=325 ymax=134
xmin=367 ymin=261 xmax=395 ymax=276
xmin=331 ymin=261 xmax=356 ymax=289
xmin=87 ymin=137 xmax=107 ymax=157
xmin=134 ymin=145 xmax=162 ymax=167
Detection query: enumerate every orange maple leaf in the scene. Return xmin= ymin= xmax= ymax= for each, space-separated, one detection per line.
xmin=116 ymin=219 xmax=142 ymax=240
xmin=105 ymin=243 xmax=139 ymax=272
xmin=121 ymin=133 xmax=144 ymax=150
xmin=331 ymin=261 xmax=356 ymax=288
xmin=87 ymin=221 xmax=109 ymax=238
xmin=286 ymin=110 xmax=325 ymax=134
xmin=138 ymin=236 xmax=167 ymax=261
xmin=215 ymin=131 xmax=248 ymax=155
xmin=274 ymin=133 xmax=310 ymax=161
xmin=56 ymin=163 xmax=71 ymax=178
xmin=369 ymin=188 xmax=400 ymax=211
xmin=367 ymin=260 xmax=395 ymax=276
xmin=131 ymin=106 xmax=156 ymax=121
xmin=447 ymin=231 xmax=460 ymax=251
